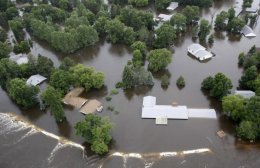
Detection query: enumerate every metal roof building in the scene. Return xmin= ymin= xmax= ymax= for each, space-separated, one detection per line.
xmin=241 ymin=25 xmax=256 ymax=37
xmin=187 ymin=44 xmax=213 ymax=61
xmin=167 ymin=2 xmax=179 ymax=12
xmin=234 ymin=90 xmax=256 ymax=99
xmin=142 ymin=96 xmax=217 ymax=120
xmin=26 ymin=74 xmax=47 ymax=86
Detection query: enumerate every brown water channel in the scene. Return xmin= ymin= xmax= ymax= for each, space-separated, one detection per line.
xmin=1 ymin=0 xmax=260 ymax=167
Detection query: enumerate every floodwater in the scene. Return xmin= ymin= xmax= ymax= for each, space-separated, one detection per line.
xmin=1 ymin=0 xmax=260 ymax=167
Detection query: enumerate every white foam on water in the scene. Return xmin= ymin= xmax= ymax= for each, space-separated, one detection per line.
xmin=0 ymin=113 xmax=85 ymax=162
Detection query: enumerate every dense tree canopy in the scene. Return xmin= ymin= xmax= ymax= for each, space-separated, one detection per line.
xmin=41 ymin=86 xmax=65 ymax=122
xmin=176 ymin=0 xmax=212 ymax=7
xmin=128 ymin=0 xmax=148 ymax=7
xmin=170 ymin=13 xmax=187 ymax=33
xmin=214 ymin=11 xmax=228 ymax=30
xmin=239 ymin=66 xmax=258 ymax=90
xmin=147 ymin=49 xmax=172 ymax=72
xmin=155 ymin=0 xmax=172 ymax=10
xmin=154 ymin=23 xmax=176 ymax=48
xmin=202 ymin=73 xmax=233 ymax=99
xmin=0 ymin=41 xmax=11 ymax=59
xmin=7 ymin=78 xmax=39 ymax=108
xmin=75 ymin=114 xmax=113 ymax=154
xmin=198 ymin=19 xmax=211 ymax=41
xmin=182 ymin=6 xmax=199 ymax=24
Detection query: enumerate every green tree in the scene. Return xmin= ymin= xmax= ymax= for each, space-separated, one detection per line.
xmin=74 ymin=114 xmax=113 ymax=154
xmin=106 ymin=19 xmax=125 ymax=44
xmin=0 ymin=58 xmax=21 ymax=88
xmin=13 ymin=41 xmax=30 ymax=54
xmin=182 ymin=5 xmax=200 ymax=24
xmin=122 ymin=64 xmax=136 ymax=89
xmin=6 ymin=7 xmax=18 ymax=20
xmin=201 ymin=76 xmax=214 ymax=90
xmin=154 ymin=23 xmax=176 ymax=48
xmin=208 ymin=34 xmax=214 ymax=45
xmin=132 ymin=50 xmax=143 ymax=67
xmin=128 ymin=0 xmax=148 ymax=7
xmin=176 ymin=76 xmax=185 ymax=88
xmin=238 ymin=52 xmax=246 ymax=66
xmin=147 ymin=49 xmax=172 ymax=72
xmin=176 ymin=0 xmax=212 ymax=7
xmin=41 ymin=86 xmax=65 ymax=122
xmin=9 ymin=18 xmax=24 ymax=41
xmin=245 ymin=96 xmax=260 ymax=123
xmin=155 ymin=0 xmax=172 ymax=10
xmin=123 ymin=27 xmax=135 ymax=45
xmin=161 ymin=74 xmax=170 ymax=87
xmin=237 ymin=121 xmax=258 ymax=140
xmin=0 ymin=41 xmax=11 ymax=59
xmin=170 ymin=13 xmax=187 ymax=33
xmin=239 ymin=66 xmax=258 ymax=90
xmin=214 ymin=11 xmax=228 ymax=30
xmin=7 ymin=78 xmax=39 ymax=108
xmin=210 ymin=73 xmax=233 ymax=99
xmin=227 ymin=18 xmax=245 ymax=34
xmin=0 ymin=27 xmax=7 ymax=42
xmin=198 ymin=19 xmax=211 ymax=41
xmin=131 ymin=41 xmax=147 ymax=59
xmin=36 ymin=55 xmax=54 ymax=78
xmin=94 ymin=16 xmax=108 ymax=36
xmin=59 ymin=57 xmax=76 ymax=71
xmin=228 ymin=7 xmax=235 ymax=21
xmin=49 ymin=69 xmax=73 ymax=95
xmin=222 ymin=95 xmax=245 ymax=121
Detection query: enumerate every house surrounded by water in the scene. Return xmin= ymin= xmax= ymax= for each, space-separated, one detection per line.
xmin=187 ymin=43 xmax=213 ymax=61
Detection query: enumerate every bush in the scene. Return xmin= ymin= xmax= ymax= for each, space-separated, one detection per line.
xmin=115 ymin=82 xmax=124 ymax=88
xmin=176 ymin=76 xmax=185 ymax=88
xmin=105 ymin=96 xmax=112 ymax=101
xmin=201 ymin=76 xmax=214 ymax=90
xmin=107 ymin=105 xmax=115 ymax=111
xmin=13 ymin=41 xmax=30 ymax=54
xmin=161 ymin=74 xmax=170 ymax=86
xmin=110 ymin=89 xmax=119 ymax=95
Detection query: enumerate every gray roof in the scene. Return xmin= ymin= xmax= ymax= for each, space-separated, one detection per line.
xmin=9 ymin=54 xmax=28 ymax=65
xmin=167 ymin=2 xmax=179 ymax=11
xmin=234 ymin=90 xmax=255 ymax=99
xmin=157 ymin=14 xmax=173 ymax=22
xmin=188 ymin=109 xmax=217 ymax=119
xmin=241 ymin=25 xmax=256 ymax=37
xmin=188 ymin=44 xmax=213 ymax=61
xmin=245 ymin=7 xmax=259 ymax=13
xmin=26 ymin=74 xmax=47 ymax=86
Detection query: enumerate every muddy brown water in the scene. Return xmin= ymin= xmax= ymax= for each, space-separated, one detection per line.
xmin=1 ymin=0 xmax=260 ymax=167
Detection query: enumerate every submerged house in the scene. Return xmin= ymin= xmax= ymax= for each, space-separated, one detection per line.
xmin=241 ymin=25 xmax=256 ymax=37
xmin=187 ymin=44 xmax=213 ymax=61
xmin=141 ymin=96 xmax=217 ymax=123
xmin=156 ymin=14 xmax=173 ymax=22
xmin=9 ymin=54 xmax=28 ymax=65
xmin=167 ymin=2 xmax=179 ymax=12
xmin=26 ymin=74 xmax=47 ymax=86
xmin=234 ymin=90 xmax=255 ymax=99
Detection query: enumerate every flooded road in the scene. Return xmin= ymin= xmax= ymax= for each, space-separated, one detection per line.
xmin=1 ymin=0 xmax=260 ymax=167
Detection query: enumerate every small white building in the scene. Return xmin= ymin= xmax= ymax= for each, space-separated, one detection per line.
xmin=241 ymin=25 xmax=256 ymax=37
xmin=141 ymin=96 xmax=217 ymax=121
xmin=9 ymin=54 xmax=28 ymax=65
xmin=234 ymin=90 xmax=255 ymax=99
xmin=26 ymin=74 xmax=47 ymax=86
xmin=156 ymin=14 xmax=173 ymax=22
xmin=187 ymin=43 xmax=213 ymax=61
xmin=167 ymin=2 xmax=179 ymax=12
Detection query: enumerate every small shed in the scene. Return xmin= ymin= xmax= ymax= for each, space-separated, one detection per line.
xmin=234 ymin=90 xmax=256 ymax=99
xmin=26 ymin=74 xmax=47 ymax=86
xmin=241 ymin=25 xmax=256 ymax=37
xmin=156 ymin=14 xmax=173 ymax=22
xmin=9 ymin=54 xmax=28 ymax=65
xmin=167 ymin=2 xmax=179 ymax=12
xmin=80 ymin=99 xmax=102 ymax=115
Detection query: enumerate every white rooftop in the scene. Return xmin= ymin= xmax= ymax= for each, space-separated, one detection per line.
xmin=9 ymin=54 xmax=28 ymax=65
xmin=26 ymin=74 xmax=47 ymax=86
xmin=157 ymin=14 xmax=173 ymax=22
xmin=234 ymin=90 xmax=255 ymax=99
xmin=188 ymin=109 xmax=217 ymax=119
xmin=241 ymin=25 xmax=256 ymax=37
xmin=142 ymin=96 xmax=217 ymax=120
xmin=167 ymin=2 xmax=179 ymax=11
xmin=155 ymin=117 xmax=168 ymax=125
xmin=187 ymin=43 xmax=213 ymax=61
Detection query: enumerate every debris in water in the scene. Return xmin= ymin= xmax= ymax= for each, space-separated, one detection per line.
xmin=217 ymin=130 xmax=226 ymax=138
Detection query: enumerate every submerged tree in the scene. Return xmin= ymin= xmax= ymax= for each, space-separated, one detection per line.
xmin=7 ymin=78 xmax=39 ymax=109
xmin=198 ymin=19 xmax=211 ymax=41
xmin=41 ymin=86 xmax=65 ymax=122
xmin=176 ymin=76 xmax=185 ymax=88
xmin=75 ymin=114 xmax=113 ymax=154
xmin=147 ymin=49 xmax=172 ymax=72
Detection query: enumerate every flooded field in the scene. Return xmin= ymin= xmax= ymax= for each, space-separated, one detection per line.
xmin=1 ymin=0 xmax=260 ymax=167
